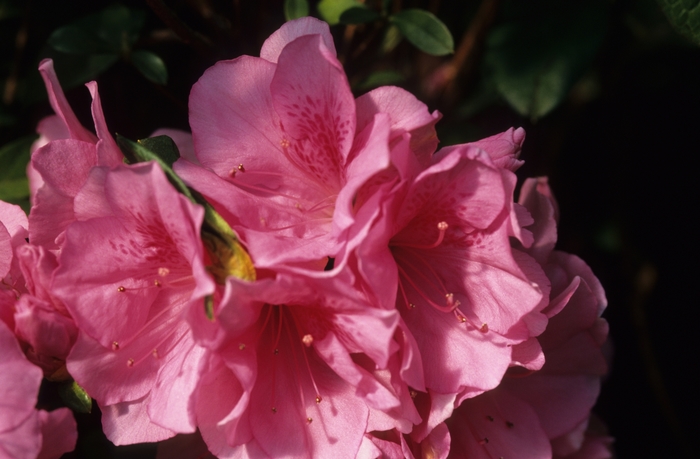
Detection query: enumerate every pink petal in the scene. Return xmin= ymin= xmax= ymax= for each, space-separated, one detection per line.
xmin=466 ymin=127 xmax=526 ymax=172
xmin=260 ymin=17 xmax=336 ymax=63
xmin=270 ymin=33 xmax=356 ymax=187
xmin=355 ymin=85 xmax=440 ymax=166
xmin=86 ymin=81 xmax=122 ymax=167
xmin=36 ymin=408 xmax=77 ymax=459
xmin=448 ymin=390 xmax=551 ymax=459
xmin=101 ymin=395 xmax=176 ymax=445
xmin=38 ymin=59 xmax=96 ymax=144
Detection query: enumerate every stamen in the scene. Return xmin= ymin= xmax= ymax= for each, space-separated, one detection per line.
xmin=112 ymin=341 xmax=120 ymax=351
xmin=238 ymin=163 xmax=245 ymax=172
xmin=154 ymin=280 xmax=161 ymax=287
xmin=152 ymin=349 xmax=159 ymax=358
xmin=480 ymin=323 xmax=489 ymax=333
xmin=158 ymin=267 xmax=170 ymax=277
xmin=397 ymin=264 xmax=458 ymax=313
xmin=127 ymin=358 xmax=134 ymax=367
xmin=280 ymin=139 xmax=290 ymax=148
xmin=395 ymin=221 xmax=448 ymax=250
xmin=486 ymin=415 xmax=494 ymax=422
xmin=239 ymin=343 xmax=246 ymax=350
xmin=479 ymin=437 xmax=489 ymax=445
xmin=117 ymin=286 xmax=126 ymax=292
xmin=302 ymin=334 xmax=314 ymax=347
xmin=306 ymin=417 xmax=313 ymax=424
xmin=506 ymin=421 xmax=514 ymax=428
xmin=409 ymin=390 xmax=417 ymax=398
xmin=271 ymin=407 xmax=277 ymax=413
xmin=288 ymin=312 xmax=322 ymax=406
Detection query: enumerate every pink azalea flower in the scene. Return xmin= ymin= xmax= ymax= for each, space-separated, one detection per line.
xmin=356 ymin=142 xmax=546 ymax=404
xmin=14 ymin=244 xmax=78 ymax=378
xmin=29 ymin=59 xmax=122 ymax=249
xmin=175 ymin=18 xmax=438 ymax=269
xmin=445 ymin=178 xmax=610 ymax=459
xmin=52 ymin=162 xmax=214 ymax=444
xmin=0 ymin=320 xmax=76 ymax=459
xmin=192 ymin=269 xmax=400 ymax=458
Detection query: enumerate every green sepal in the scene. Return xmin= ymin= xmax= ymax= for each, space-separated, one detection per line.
xmin=58 ymin=380 xmax=92 ymax=414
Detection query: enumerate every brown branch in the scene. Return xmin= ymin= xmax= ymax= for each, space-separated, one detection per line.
xmin=146 ymin=0 xmax=215 ymax=58
xmin=425 ymin=0 xmax=501 ymax=102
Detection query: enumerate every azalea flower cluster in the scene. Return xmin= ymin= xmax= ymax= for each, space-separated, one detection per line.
xmin=0 ymin=18 xmax=612 ymax=459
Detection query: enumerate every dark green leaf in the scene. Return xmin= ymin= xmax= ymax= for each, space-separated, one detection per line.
xmin=0 ymin=135 xmax=35 ymax=181
xmin=0 ymin=0 xmax=20 ymax=21
xmin=0 ymin=178 xmax=29 ymax=201
xmin=485 ymin=0 xmax=609 ymax=120
xmin=47 ymin=5 xmax=145 ymax=55
xmin=284 ymin=0 xmax=309 ymax=21
xmin=389 ymin=9 xmax=454 ymax=56
xmin=357 ymin=70 xmax=405 ymax=90
xmin=58 ymin=380 xmax=92 ymax=414
xmin=48 ymin=26 xmax=109 ymax=54
xmin=131 ymin=50 xmax=168 ymax=85
xmin=137 ymin=135 xmax=180 ymax=168
xmin=658 ymin=0 xmax=700 ymax=45
xmin=340 ymin=6 xmax=380 ymax=24
xmin=318 ymin=0 xmax=363 ymax=25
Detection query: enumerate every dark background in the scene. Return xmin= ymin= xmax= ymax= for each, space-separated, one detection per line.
xmin=1 ymin=0 xmax=698 ymax=457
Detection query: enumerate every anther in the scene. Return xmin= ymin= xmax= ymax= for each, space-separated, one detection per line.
xmin=127 ymin=358 xmax=134 ymax=367
xmin=409 ymin=303 xmax=417 ymax=309
xmin=117 ymin=286 xmax=126 ymax=292
xmin=409 ymin=390 xmax=418 ymax=398
xmin=445 ymin=293 xmax=460 ymax=310
xmin=486 ymin=415 xmax=494 ymax=422
xmin=280 ymin=139 xmax=290 ymax=148
xmin=479 ymin=437 xmax=489 ymax=445
xmin=152 ymin=349 xmax=159 ymax=359
xmin=112 ymin=341 xmax=120 ymax=350
xmin=154 ymin=280 xmax=161 ymax=287
xmin=480 ymin=323 xmax=489 ymax=333
xmin=302 ymin=334 xmax=314 ymax=347
xmin=238 ymin=164 xmax=245 ymax=172
xmin=506 ymin=421 xmax=514 ymax=428
xmin=457 ymin=315 xmax=467 ymax=323
xmin=239 ymin=343 xmax=246 ymax=350
xmin=306 ymin=417 xmax=313 ymax=424
xmin=315 ymin=395 xmax=322 ymax=404
xmin=271 ymin=407 xmax=277 ymax=413
xmin=158 ymin=267 xmax=170 ymax=277
xmin=228 ymin=169 xmax=236 ymax=178
xmin=274 ymin=348 xmax=279 ymax=355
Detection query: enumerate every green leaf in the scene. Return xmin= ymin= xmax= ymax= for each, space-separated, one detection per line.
xmin=58 ymin=380 xmax=92 ymax=414
xmin=284 ymin=0 xmax=309 ymax=21
xmin=131 ymin=50 xmax=168 ymax=85
xmin=0 ymin=134 xmax=33 ymax=204
xmin=340 ymin=6 xmax=380 ymax=25
xmin=47 ymin=5 xmax=145 ymax=55
xmin=137 ymin=135 xmax=180 ymax=167
xmin=318 ymin=0 xmax=364 ymax=25
xmin=658 ymin=0 xmax=700 ymax=45
xmin=485 ymin=0 xmax=609 ymax=120
xmin=389 ymin=9 xmax=454 ymax=56
xmin=0 ymin=178 xmax=29 ymax=201
xmin=48 ymin=25 xmax=110 ymax=54
xmin=357 ymin=70 xmax=405 ymax=90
